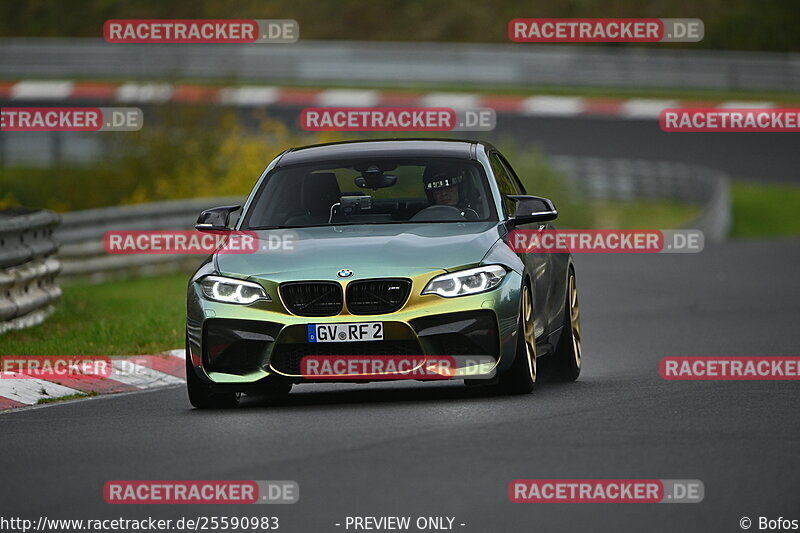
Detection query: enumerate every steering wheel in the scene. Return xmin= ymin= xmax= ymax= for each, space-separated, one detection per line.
xmin=409 ymin=205 xmax=466 ymax=222
xmin=462 ymin=207 xmax=480 ymax=221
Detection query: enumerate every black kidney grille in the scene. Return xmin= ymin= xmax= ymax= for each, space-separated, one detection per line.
xmin=346 ymin=278 xmax=411 ymax=315
xmin=280 ymin=282 xmax=343 ymax=317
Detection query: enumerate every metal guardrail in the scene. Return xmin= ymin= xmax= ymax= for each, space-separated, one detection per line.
xmin=1 ymin=38 xmax=798 ymax=92
xmin=0 ymin=208 xmax=61 ymax=335
xmin=56 ymin=197 xmax=244 ymax=281
xmin=551 ymin=156 xmax=731 ymax=243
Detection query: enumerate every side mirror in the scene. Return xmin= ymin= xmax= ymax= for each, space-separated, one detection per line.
xmin=195 ymin=205 xmax=242 ymax=232
xmin=507 ymin=195 xmax=558 ymax=225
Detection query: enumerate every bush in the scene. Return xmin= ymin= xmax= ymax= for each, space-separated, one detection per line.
xmin=0 ymin=106 xmax=335 ymax=211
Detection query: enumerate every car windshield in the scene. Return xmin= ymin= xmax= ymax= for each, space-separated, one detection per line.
xmin=242 ymin=157 xmax=497 ymax=228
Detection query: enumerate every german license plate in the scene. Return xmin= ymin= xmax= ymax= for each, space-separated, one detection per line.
xmin=307 ymin=322 xmax=383 ymax=343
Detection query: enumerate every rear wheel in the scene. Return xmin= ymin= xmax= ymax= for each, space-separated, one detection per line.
xmin=495 ymin=283 xmax=536 ymax=395
xmin=550 ymin=269 xmax=582 ymax=382
xmin=185 ymin=341 xmax=240 ymax=409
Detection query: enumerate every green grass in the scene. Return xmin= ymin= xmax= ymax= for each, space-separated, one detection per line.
xmin=37 ymin=391 xmax=97 ymax=405
xmin=0 ymin=165 xmax=141 ymax=212
xmin=580 ymin=200 xmax=700 ymax=230
xmin=731 ymin=182 xmax=800 ymax=237
xmin=0 ymin=274 xmax=189 ymax=356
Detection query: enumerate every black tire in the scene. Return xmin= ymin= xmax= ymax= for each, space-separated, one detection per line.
xmin=494 ymin=283 xmax=536 ymax=395
xmin=185 ymin=341 xmax=240 ymax=409
xmin=550 ymin=269 xmax=582 ymax=382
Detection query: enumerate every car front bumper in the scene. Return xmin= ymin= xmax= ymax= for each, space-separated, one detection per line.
xmin=186 ymin=270 xmax=522 ymax=389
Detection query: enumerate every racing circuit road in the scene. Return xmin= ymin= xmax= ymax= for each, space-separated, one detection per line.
xmin=2 ymin=236 xmax=799 ymax=532
xmin=3 ymin=98 xmax=798 ymax=182
xmin=268 ymin=108 xmax=800 ymax=183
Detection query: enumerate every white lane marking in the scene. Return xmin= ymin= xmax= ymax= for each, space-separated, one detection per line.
xmin=0 ymin=376 xmax=81 ymax=405
xmin=316 ymin=89 xmax=379 ymax=107
xmin=11 ymin=81 xmax=74 ymax=100
xmin=110 ymin=360 xmax=185 ymax=389
xmin=164 ymin=349 xmax=186 ymax=360
xmin=218 ymin=86 xmax=279 ymax=106
xmin=520 ymin=96 xmax=585 ymax=116
xmin=621 ymin=98 xmax=679 ymax=118
xmin=716 ymin=101 xmax=776 ymax=109
xmin=115 ymin=83 xmax=174 ymax=103
xmin=420 ymin=92 xmax=480 ymax=110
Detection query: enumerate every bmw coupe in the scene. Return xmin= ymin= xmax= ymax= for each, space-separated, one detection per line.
xmin=186 ymin=139 xmax=581 ymax=408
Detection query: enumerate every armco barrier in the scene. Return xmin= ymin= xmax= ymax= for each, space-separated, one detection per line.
xmin=550 ymin=156 xmax=731 ymax=243
xmin=0 ymin=208 xmax=61 ymax=335
xmin=56 ymin=196 xmax=244 ymax=280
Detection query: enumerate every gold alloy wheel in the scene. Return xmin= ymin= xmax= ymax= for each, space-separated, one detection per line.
xmin=522 ymin=284 xmax=537 ymax=382
xmin=569 ymin=273 xmax=582 ymax=369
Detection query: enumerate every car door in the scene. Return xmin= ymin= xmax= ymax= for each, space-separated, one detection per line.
xmin=499 ymin=152 xmax=568 ymax=340
xmin=489 ymin=152 xmax=551 ymax=341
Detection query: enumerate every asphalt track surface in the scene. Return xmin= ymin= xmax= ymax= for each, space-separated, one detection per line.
xmin=3 ymin=100 xmax=797 ymax=182
xmin=2 ymin=236 xmax=799 ymax=533
xmin=268 ymin=107 xmax=800 ymax=183
xmin=488 ymin=114 xmax=799 ymax=183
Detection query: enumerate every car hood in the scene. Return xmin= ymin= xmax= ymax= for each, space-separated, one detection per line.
xmin=216 ymin=222 xmax=503 ymax=282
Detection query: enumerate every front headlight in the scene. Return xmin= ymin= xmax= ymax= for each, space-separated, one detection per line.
xmin=200 ymin=275 xmax=270 ymax=304
xmin=422 ymin=265 xmax=507 ymax=298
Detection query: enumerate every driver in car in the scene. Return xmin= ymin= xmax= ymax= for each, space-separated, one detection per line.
xmin=423 ymin=167 xmax=479 ymax=220
xmin=427 ymin=175 xmax=461 ymax=206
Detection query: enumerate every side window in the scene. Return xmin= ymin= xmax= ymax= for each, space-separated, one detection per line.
xmin=498 ymin=154 xmax=526 ymax=194
xmin=489 ymin=153 xmax=520 ymax=217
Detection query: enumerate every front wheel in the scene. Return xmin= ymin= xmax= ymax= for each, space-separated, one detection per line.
xmin=549 ymin=269 xmax=582 ymax=382
xmin=185 ymin=341 xmax=240 ymax=409
xmin=494 ymin=283 xmax=536 ymax=395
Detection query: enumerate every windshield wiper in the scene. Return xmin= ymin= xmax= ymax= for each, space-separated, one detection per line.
xmin=248 ymin=220 xmax=486 ymax=230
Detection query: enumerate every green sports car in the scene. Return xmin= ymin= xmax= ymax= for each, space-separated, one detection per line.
xmin=185 ymin=139 xmax=581 ymax=408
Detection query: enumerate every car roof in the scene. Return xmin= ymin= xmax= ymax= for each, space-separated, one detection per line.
xmin=277 ymin=138 xmax=493 ymax=166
